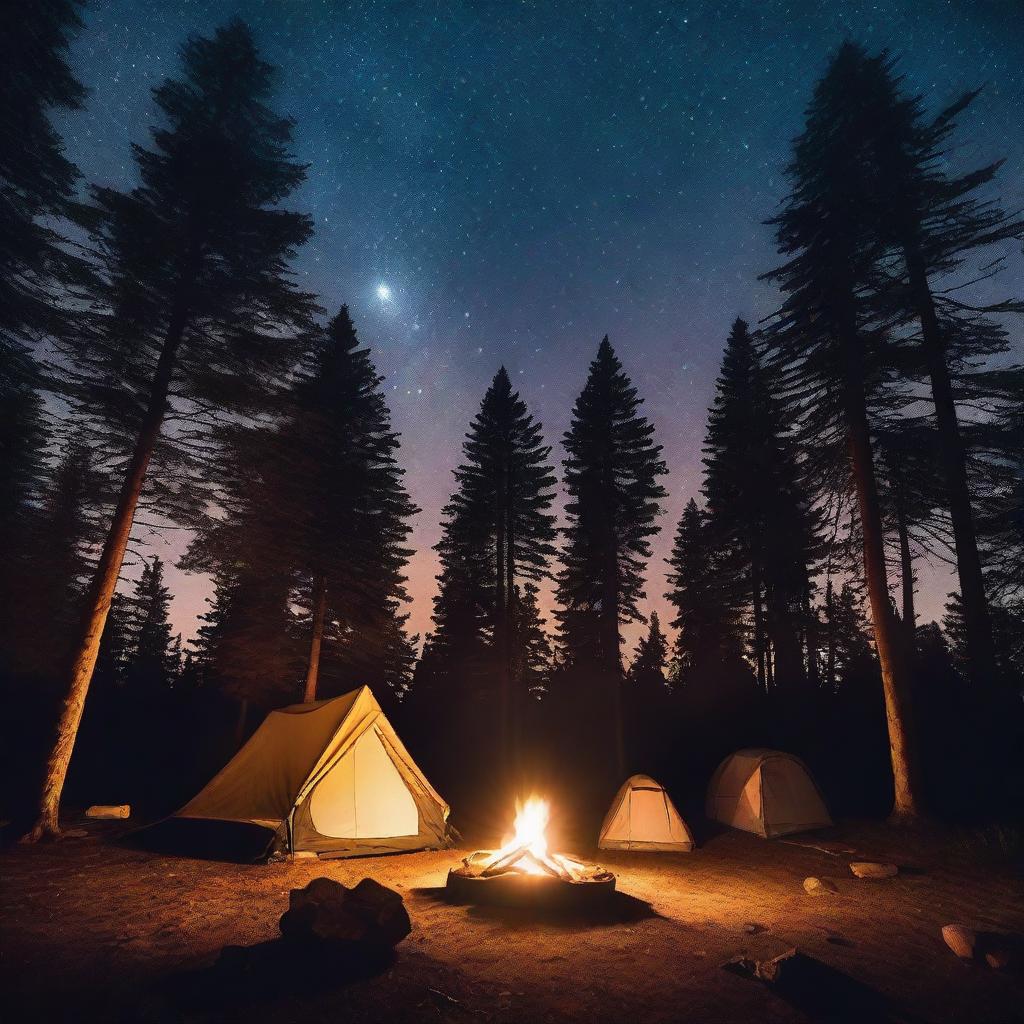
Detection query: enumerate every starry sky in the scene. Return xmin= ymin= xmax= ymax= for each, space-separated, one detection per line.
xmin=56 ymin=0 xmax=1024 ymax=651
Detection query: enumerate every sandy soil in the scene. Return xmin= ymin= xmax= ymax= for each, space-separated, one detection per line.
xmin=2 ymin=822 xmax=1022 ymax=1023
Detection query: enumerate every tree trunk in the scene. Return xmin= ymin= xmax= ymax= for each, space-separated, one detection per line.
xmin=234 ymin=697 xmax=249 ymax=749
xmin=751 ymin=560 xmax=766 ymax=688
xmin=601 ymin=555 xmax=624 ymax=778
xmin=804 ymin=587 xmax=821 ymax=689
xmin=904 ymin=250 xmax=996 ymax=685
xmin=505 ymin=485 xmax=519 ymax=770
xmin=23 ymin=304 xmax=190 ymax=842
xmin=841 ymin=345 xmax=923 ymax=822
xmin=494 ymin=471 xmax=509 ymax=769
xmin=302 ymin=574 xmax=327 ymax=703
xmin=895 ymin=499 xmax=916 ymax=649
xmin=825 ymin=584 xmax=837 ymax=690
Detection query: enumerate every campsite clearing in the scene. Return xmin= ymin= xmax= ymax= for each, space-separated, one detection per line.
xmin=2 ymin=822 xmax=1021 ymax=1023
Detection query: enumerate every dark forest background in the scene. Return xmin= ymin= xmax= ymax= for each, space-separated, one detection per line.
xmin=2 ymin=3 xmax=1022 ymax=839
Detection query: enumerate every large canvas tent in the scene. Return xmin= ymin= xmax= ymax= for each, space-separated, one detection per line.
xmin=164 ymin=687 xmax=449 ymax=859
xmin=598 ymin=774 xmax=695 ymax=851
xmin=706 ymin=748 xmax=831 ymax=838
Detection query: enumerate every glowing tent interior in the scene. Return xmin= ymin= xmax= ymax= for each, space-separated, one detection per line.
xmin=148 ymin=687 xmax=449 ymax=860
xmin=598 ymin=774 xmax=695 ymax=851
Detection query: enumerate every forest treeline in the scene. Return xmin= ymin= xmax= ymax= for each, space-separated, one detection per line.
xmin=2 ymin=4 xmax=1021 ymax=836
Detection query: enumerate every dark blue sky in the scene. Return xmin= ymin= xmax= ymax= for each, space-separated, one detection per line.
xmin=57 ymin=0 xmax=1024 ymax=645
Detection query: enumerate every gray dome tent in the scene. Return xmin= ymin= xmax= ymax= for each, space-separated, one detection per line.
xmin=706 ymin=748 xmax=831 ymax=838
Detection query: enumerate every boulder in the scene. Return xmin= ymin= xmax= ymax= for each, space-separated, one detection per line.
xmin=280 ymin=876 xmax=411 ymax=948
xmin=803 ymin=876 xmax=837 ymax=896
xmin=941 ymin=924 xmax=977 ymax=960
xmin=849 ymin=861 xmax=898 ymax=880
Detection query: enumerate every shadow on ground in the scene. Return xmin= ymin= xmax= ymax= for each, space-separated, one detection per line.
xmin=413 ymin=884 xmax=659 ymax=928
xmin=724 ymin=950 xmax=931 ymax=1024
xmin=165 ymin=937 xmax=395 ymax=1012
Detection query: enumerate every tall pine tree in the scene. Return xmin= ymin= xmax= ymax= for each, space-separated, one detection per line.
xmin=274 ymin=306 xmax=417 ymax=705
xmin=762 ymin=43 xmax=922 ymax=820
xmin=665 ymin=499 xmax=741 ymax=680
xmin=844 ymin=47 xmax=1024 ymax=684
xmin=29 ymin=21 xmax=314 ymax=839
xmin=0 ymin=0 xmax=89 ymax=599
xmin=557 ymin=338 xmax=668 ymax=671
xmin=433 ymin=367 xmax=556 ymax=758
xmin=556 ymin=338 xmax=667 ymax=772
xmin=702 ymin=318 xmax=819 ymax=690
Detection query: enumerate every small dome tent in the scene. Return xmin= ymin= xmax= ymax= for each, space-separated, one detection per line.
xmin=706 ymin=748 xmax=831 ymax=838
xmin=149 ymin=687 xmax=449 ymax=860
xmin=599 ymin=774 xmax=695 ymax=851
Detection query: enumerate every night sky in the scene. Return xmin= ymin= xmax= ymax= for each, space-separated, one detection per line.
xmin=56 ymin=0 xmax=1024 ymax=649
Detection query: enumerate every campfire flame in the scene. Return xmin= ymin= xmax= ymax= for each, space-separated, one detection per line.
xmin=479 ymin=796 xmax=589 ymax=881
xmin=493 ymin=796 xmax=551 ymax=876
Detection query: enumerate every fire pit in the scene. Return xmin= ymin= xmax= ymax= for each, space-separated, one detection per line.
xmin=446 ymin=797 xmax=616 ymax=908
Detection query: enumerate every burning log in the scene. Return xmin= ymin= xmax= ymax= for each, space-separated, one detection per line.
xmin=481 ymin=844 xmax=530 ymax=877
xmin=446 ymin=796 xmax=616 ymax=908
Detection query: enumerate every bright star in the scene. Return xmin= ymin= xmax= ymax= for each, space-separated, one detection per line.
xmin=376 ymin=283 xmax=392 ymax=301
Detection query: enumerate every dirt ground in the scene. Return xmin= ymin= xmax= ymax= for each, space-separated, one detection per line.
xmin=2 ymin=821 xmax=1022 ymax=1023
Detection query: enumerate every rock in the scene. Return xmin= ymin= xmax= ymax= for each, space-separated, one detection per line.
xmin=85 ymin=804 xmax=130 ymax=819
xmin=803 ymin=876 xmax=838 ymax=896
xmin=290 ymin=876 xmax=346 ymax=910
xmin=849 ymin=861 xmax=898 ymax=879
xmin=348 ymin=877 xmax=412 ymax=947
xmin=941 ymin=924 xmax=977 ymax=960
xmin=981 ymin=934 xmax=1014 ymax=970
xmin=280 ymin=876 xmax=411 ymax=948
xmin=984 ymin=948 xmax=1011 ymax=970
xmin=291 ymin=850 xmax=318 ymax=860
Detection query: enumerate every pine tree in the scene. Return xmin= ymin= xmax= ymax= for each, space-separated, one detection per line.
xmin=557 ymin=338 xmax=668 ymax=672
xmin=122 ymin=557 xmax=176 ymax=692
xmin=272 ymin=306 xmax=417 ymax=704
xmin=821 ymin=582 xmax=877 ymax=690
xmin=702 ymin=318 xmax=819 ymax=690
xmin=429 ymin=513 xmax=494 ymax=691
xmin=623 ymin=611 xmax=672 ymax=774
xmin=556 ymin=338 xmax=667 ymax=774
xmin=0 ymin=1 xmax=89 ymax=601
xmin=629 ymin=612 xmax=669 ymax=687
xmin=189 ymin=570 xmax=298 ymax=742
xmin=512 ymin=583 xmax=554 ymax=703
xmin=29 ymin=21 xmax=314 ymax=839
xmin=0 ymin=0 xmax=89 ymax=345
xmin=762 ymin=44 xmax=923 ymax=821
xmin=7 ymin=442 xmax=107 ymax=680
xmin=665 ymin=499 xmax=741 ymax=681
xmin=845 ymin=48 xmax=1024 ymax=685
xmin=943 ymin=592 xmax=1024 ymax=686
xmin=434 ymin=367 xmax=556 ymax=755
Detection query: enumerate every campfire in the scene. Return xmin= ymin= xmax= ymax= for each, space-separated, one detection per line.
xmin=446 ymin=797 xmax=615 ymax=907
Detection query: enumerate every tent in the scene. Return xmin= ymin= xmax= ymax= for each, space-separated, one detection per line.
xmin=706 ymin=748 xmax=831 ymax=838
xmin=598 ymin=774 xmax=695 ymax=851
xmin=166 ymin=686 xmax=449 ymax=859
